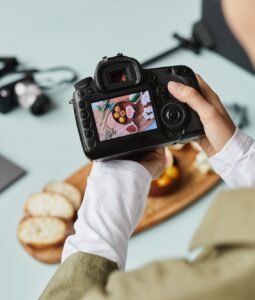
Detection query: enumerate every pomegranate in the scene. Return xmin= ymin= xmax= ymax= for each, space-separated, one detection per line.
xmin=125 ymin=122 xmax=138 ymax=133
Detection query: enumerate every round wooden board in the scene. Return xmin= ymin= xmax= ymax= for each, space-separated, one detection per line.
xmin=20 ymin=144 xmax=220 ymax=263
xmin=21 ymin=242 xmax=63 ymax=264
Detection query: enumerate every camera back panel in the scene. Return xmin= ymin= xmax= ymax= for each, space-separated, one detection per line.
xmin=72 ymin=55 xmax=204 ymax=161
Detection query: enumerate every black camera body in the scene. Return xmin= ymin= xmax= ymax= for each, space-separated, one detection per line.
xmin=0 ymin=75 xmax=51 ymax=115
xmin=72 ymin=54 xmax=204 ymax=161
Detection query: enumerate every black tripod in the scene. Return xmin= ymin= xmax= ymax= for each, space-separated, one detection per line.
xmin=141 ymin=21 xmax=214 ymax=67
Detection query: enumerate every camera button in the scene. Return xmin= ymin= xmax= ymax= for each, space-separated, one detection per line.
xmin=78 ymin=90 xmax=85 ymax=97
xmin=83 ymin=120 xmax=91 ymax=128
xmin=161 ymin=102 xmax=187 ymax=129
xmin=79 ymin=101 xmax=86 ymax=109
xmin=156 ymin=85 xmax=166 ymax=96
xmin=81 ymin=110 xmax=89 ymax=119
xmin=85 ymin=129 xmax=94 ymax=138
xmin=167 ymin=109 xmax=180 ymax=120
xmin=174 ymin=67 xmax=192 ymax=76
xmin=88 ymin=139 xmax=96 ymax=148
xmin=87 ymin=88 xmax=94 ymax=94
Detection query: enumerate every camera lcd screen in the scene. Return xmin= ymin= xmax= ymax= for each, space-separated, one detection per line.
xmin=91 ymin=90 xmax=157 ymax=141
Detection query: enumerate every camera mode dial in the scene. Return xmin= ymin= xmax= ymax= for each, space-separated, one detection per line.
xmin=161 ymin=101 xmax=188 ymax=129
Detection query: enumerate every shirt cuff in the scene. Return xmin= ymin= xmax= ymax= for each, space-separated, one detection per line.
xmin=208 ymin=128 xmax=253 ymax=175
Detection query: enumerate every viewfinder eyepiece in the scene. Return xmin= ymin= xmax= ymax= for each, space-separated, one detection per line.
xmin=94 ymin=55 xmax=143 ymax=92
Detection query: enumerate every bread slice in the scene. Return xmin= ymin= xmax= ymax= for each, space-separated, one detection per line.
xmin=44 ymin=181 xmax=82 ymax=210
xmin=24 ymin=192 xmax=74 ymax=220
xmin=18 ymin=217 xmax=67 ymax=249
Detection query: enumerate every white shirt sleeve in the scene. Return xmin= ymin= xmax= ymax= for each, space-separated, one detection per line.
xmin=62 ymin=160 xmax=152 ymax=270
xmin=209 ymin=128 xmax=255 ymax=188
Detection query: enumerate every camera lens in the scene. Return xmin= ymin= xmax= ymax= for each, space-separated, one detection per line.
xmin=30 ymin=94 xmax=51 ymax=115
xmin=161 ymin=102 xmax=188 ymax=129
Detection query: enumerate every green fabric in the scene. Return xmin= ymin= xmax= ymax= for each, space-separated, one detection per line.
xmin=39 ymin=252 xmax=118 ymax=300
xmin=190 ymin=188 xmax=255 ymax=249
xmin=39 ymin=188 xmax=255 ymax=300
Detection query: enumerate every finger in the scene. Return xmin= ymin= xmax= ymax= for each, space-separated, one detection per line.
xmin=167 ymin=81 xmax=214 ymax=121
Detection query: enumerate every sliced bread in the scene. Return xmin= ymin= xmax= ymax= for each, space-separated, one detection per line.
xmin=24 ymin=192 xmax=74 ymax=220
xmin=44 ymin=181 xmax=82 ymax=210
xmin=18 ymin=217 xmax=67 ymax=249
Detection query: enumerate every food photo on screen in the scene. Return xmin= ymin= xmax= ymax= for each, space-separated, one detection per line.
xmin=91 ymin=90 xmax=157 ymax=141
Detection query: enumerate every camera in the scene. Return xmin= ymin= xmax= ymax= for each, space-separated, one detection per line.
xmin=71 ymin=54 xmax=204 ymax=161
xmin=0 ymin=75 xmax=51 ymax=115
xmin=0 ymin=57 xmax=78 ymax=116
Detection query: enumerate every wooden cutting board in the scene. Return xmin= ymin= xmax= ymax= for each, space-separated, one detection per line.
xmin=20 ymin=144 xmax=220 ymax=264
xmin=66 ymin=144 xmax=220 ymax=234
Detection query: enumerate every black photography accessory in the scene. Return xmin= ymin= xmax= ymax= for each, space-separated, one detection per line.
xmin=141 ymin=28 xmax=215 ymax=67
xmin=142 ymin=0 xmax=254 ymax=75
xmin=71 ymin=54 xmax=204 ymax=161
xmin=226 ymin=104 xmax=249 ymax=129
xmin=0 ymin=61 xmax=78 ymax=115
xmin=0 ymin=57 xmax=19 ymax=78
xmin=0 ymin=75 xmax=51 ymax=115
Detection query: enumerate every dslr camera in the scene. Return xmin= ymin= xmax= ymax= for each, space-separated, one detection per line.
xmin=71 ymin=54 xmax=204 ymax=161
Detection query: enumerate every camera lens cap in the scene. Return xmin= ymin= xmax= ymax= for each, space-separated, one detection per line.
xmin=161 ymin=101 xmax=188 ymax=129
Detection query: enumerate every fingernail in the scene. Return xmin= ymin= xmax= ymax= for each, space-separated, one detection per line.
xmin=168 ymin=81 xmax=183 ymax=92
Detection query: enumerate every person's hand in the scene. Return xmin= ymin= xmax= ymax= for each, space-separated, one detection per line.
xmin=168 ymin=75 xmax=236 ymax=157
xmin=126 ymin=148 xmax=166 ymax=179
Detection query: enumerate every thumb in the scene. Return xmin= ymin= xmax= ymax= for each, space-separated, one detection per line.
xmin=167 ymin=81 xmax=213 ymax=120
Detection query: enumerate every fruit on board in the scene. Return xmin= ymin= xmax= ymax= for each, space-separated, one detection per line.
xmin=113 ymin=112 xmax=120 ymax=119
xmin=156 ymin=174 xmax=172 ymax=187
xmin=120 ymin=110 xmax=126 ymax=117
xmin=165 ymin=166 xmax=179 ymax=180
xmin=125 ymin=122 xmax=138 ymax=133
xmin=149 ymin=148 xmax=181 ymax=196
xmin=119 ymin=116 xmax=126 ymax=123
xmin=114 ymin=105 xmax=121 ymax=112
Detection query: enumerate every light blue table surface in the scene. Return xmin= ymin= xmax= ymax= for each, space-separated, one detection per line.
xmin=1 ymin=1 xmax=255 ymax=299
